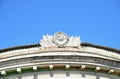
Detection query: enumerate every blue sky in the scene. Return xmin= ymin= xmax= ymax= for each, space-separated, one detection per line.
xmin=0 ymin=0 xmax=120 ymax=49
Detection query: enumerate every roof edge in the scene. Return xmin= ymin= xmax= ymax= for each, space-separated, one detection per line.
xmin=81 ymin=42 xmax=120 ymax=53
xmin=0 ymin=43 xmax=120 ymax=53
xmin=0 ymin=43 xmax=40 ymax=53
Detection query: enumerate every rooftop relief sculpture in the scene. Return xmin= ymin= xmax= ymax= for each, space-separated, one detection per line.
xmin=40 ymin=32 xmax=81 ymax=49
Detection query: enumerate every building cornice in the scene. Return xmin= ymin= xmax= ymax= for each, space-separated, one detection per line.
xmin=0 ymin=42 xmax=120 ymax=54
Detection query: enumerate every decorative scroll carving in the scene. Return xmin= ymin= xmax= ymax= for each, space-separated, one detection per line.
xmin=40 ymin=32 xmax=81 ymax=49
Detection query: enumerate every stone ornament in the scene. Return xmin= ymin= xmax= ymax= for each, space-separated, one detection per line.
xmin=40 ymin=32 xmax=81 ymax=48
xmin=52 ymin=32 xmax=69 ymax=47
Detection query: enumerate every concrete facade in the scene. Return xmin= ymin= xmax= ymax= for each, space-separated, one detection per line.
xmin=0 ymin=32 xmax=120 ymax=79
